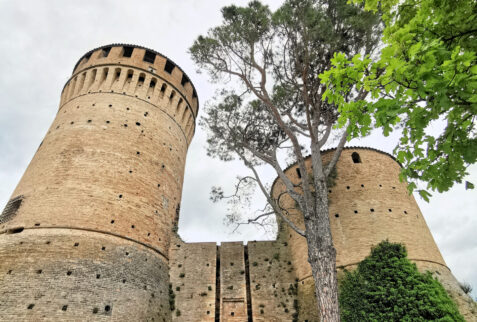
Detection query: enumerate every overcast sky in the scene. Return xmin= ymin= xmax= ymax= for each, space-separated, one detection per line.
xmin=0 ymin=0 xmax=475 ymax=298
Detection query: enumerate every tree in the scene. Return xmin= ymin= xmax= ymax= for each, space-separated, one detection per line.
xmin=189 ymin=1 xmax=381 ymax=320
xmin=339 ymin=240 xmax=464 ymax=321
xmin=320 ymin=0 xmax=477 ymax=200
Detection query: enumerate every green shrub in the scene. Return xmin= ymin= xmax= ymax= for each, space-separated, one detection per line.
xmin=339 ymin=240 xmax=464 ymax=321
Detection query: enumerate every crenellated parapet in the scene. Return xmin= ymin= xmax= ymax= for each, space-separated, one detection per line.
xmin=60 ymin=44 xmax=198 ymax=144
xmin=1 ymin=44 xmax=474 ymax=321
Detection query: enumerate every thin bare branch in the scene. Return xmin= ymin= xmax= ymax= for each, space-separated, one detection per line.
xmin=324 ymin=126 xmax=349 ymax=177
xmin=240 ymin=155 xmax=306 ymax=237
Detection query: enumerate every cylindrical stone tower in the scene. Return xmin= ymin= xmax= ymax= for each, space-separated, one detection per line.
xmin=272 ymin=148 xmax=475 ymax=320
xmin=0 ymin=44 xmax=198 ymax=321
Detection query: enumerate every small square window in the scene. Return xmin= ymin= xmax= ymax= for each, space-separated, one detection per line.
xmin=101 ymin=47 xmax=111 ymax=58
xmin=143 ymin=50 xmax=156 ymax=64
xmin=181 ymin=74 xmax=189 ymax=86
xmin=123 ymin=46 xmax=134 ymax=57
xmin=164 ymin=60 xmax=175 ymax=74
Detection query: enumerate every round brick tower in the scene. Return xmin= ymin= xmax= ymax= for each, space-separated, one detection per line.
xmin=0 ymin=44 xmax=198 ymax=321
xmin=272 ymin=148 xmax=475 ymax=320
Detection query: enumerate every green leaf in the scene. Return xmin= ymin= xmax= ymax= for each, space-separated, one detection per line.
xmin=418 ymin=189 xmax=432 ymax=202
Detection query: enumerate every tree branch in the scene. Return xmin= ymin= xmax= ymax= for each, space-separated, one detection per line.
xmin=241 ymin=155 xmax=306 ymax=237
xmin=324 ymin=126 xmax=349 ymax=177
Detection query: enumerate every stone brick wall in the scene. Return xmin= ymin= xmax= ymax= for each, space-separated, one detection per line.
xmin=247 ymin=241 xmax=298 ymax=321
xmin=169 ymin=239 xmax=301 ymax=322
xmin=170 ymin=238 xmax=217 ymax=321
xmin=272 ymin=148 xmax=476 ymax=320
xmin=69 ymin=45 xmax=198 ymax=119
xmin=219 ymin=242 xmax=249 ymax=321
xmin=273 ymin=148 xmax=447 ymax=280
xmin=0 ymin=229 xmax=169 ymax=321
xmin=1 ymin=44 xmax=474 ymax=321
xmin=0 ymin=44 xmax=197 ymax=321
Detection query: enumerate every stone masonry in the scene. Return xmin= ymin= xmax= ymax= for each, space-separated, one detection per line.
xmin=0 ymin=44 xmax=197 ymax=321
xmin=0 ymin=44 xmax=475 ymax=321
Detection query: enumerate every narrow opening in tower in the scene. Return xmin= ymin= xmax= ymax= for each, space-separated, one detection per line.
xmin=101 ymin=47 xmax=111 ymax=58
xmin=138 ymin=73 xmax=145 ymax=84
xmin=296 ymin=168 xmax=302 ymax=178
xmin=101 ymin=68 xmax=109 ymax=83
xmin=143 ymin=50 xmax=156 ymax=64
xmin=170 ymin=90 xmax=176 ymax=100
xmin=160 ymin=83 xmax=167 ymax=93
xmin=352 ymin=152 xmax=361 ymax=163
xmin=114 ymin=68 xmax=121 ymax=82
xmin=181 ymin=74 xmax=190 ymax=86
xmin=123 ymin=46 xmax=134 ymax=57
xmin=87 ymin=69 xmax=97 ymax=91
xmin=164 ymin=59 xmax=175 ymax=74
xmin=7 ymin=227 xmax=24 ymax=234
xmin=150 ymin=79 xmax=156 ymax=88
xmin=82 ymin=52 xmax=93 ymax=65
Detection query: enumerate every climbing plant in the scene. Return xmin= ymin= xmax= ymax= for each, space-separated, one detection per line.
xmin=339 ymin=240 xmax=464 ymax=321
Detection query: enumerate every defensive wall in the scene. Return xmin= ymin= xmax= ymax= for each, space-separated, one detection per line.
xmin=0 ymin=44 xmax=475 ymax=321
xmin=168 ymin=148 xmax=475 ymax=321
xmin=271 ymin=148 xmax=476 ymax=321
xmin=0 ymin=44 xmax=198 ymax=321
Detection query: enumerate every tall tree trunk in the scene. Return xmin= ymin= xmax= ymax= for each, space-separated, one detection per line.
xmin=305 ymin=181 xmax=340 ymax=321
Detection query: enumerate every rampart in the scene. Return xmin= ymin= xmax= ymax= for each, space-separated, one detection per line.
xmin=0 ymin=45 xmax=474 ymax=321
xmin=0 ymin=44 xmax=198 ymax=321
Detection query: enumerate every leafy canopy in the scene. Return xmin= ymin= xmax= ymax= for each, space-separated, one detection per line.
xmin=190 ymin=0 xmax=382 ymax=240
xmin=320 ymin=0 xmax=477 ymax=199
xmin=191 ymin=0 xmax=381 ymax=166
xmin=339 ymin=240 xmax=464 ymax=321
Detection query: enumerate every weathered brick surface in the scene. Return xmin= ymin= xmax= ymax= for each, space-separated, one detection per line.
xmin=170 ymin=238 xmax=216 ymax=321
xmin=248 ymin=241 xmax=298 ymax=321
xmin=274 ymin=149 xmax=447 ymax=281
xmin=295 ymin=277 xmax=319 ymax=322
xmin=219 ymin=242 xmax=248 ymax=321
xmin=0 ymin=229 xmax=169 ymax=321
xmin=70 ymin=45 xmax=198 ymax=116
xmin=1 ymin=45 xmax=474 ymax=321
xmin=0 ymin=45 xmax=197 ymax=322
xmin=273 ymin=148 xmax=476 ymax=320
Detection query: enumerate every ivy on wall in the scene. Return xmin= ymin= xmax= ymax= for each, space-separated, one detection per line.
xmin=339 ymin=240 xmax=464 ymax=321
